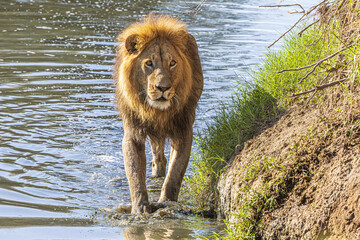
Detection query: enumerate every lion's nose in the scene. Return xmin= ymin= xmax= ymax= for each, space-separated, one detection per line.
xmin=155 ymin=85 xmax=171 ymax=92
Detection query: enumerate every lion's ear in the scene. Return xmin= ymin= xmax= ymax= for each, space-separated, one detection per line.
xmin=187 ymin=33 xmax=200 ymax=60
xmin=125 ymin=34 xmax=139 ymax=54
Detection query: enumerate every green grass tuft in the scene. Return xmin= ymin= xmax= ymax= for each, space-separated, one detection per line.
xmin=187 ymin=84 xmax=280 ymax=209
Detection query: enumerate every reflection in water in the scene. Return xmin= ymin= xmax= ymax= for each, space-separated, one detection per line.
xmin=124 ymin=227 xmax=190 ymax=240
xmin=122 ymin=217 xmax=224 ymax=240
xmin=124 ymin=225 xmax=195 ymax=240
xmin=0 ymin=0 xmax=316 ymax=238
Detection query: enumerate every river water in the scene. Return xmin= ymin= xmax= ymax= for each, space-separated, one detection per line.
xmin=0 ymin=0 xmax=316 ymax=239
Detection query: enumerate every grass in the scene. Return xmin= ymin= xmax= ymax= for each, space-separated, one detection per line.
xmin=186 ymin=85 xmax=279 ymax=209
xmin=219 ymin=156 xmax=284 ymax=240
xmin=186 ymin=0 xmax=360 ymax=238
xmin=208 ymin=137 xmax=316 ymax=240
xmin=215 ymin=158 xmax=284 ymax=240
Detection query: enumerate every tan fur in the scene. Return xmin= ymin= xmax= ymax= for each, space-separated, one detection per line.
xmin=114 ymin=15 xmax=203 ymax=213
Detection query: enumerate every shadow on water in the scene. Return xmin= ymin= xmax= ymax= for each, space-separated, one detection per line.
xmin=0 ymin=0 xmax=317 ymax=239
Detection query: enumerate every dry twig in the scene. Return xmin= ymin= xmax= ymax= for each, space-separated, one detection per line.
xmin=189 ymin=0 xmax=207 ymax=16
xmin=305 ymin=72 xmax=331 ymax=104
xmin=298 ymin=19 xmax=320 ymax=36
xmin=267 ymin=14 xmax=306 ymax=48
xmin=290 ymin=78 xmax=349 ymax=98
xmin=277 ymin=43 xmax=354 ymax=83
xmin=259 ymin=4 xmax=305 ymax=13
xmin=263 ymin=0 xmax=328 ymax=48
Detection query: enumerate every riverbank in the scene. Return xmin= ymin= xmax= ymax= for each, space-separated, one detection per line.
xmin=187 ymin=0 xmax=360 ymax=239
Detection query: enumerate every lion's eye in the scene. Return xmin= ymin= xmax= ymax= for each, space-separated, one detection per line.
xmin=145 ymin=60 xmax=153 ymax=67
xmin=170 ymin=60 xmax=176 ymax=67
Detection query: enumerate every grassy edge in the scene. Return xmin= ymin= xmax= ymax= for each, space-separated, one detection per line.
xmin=186 ymin=25 xmax=340 ymax=209
xmin=185 ymin=84 xmax=281 ymax=209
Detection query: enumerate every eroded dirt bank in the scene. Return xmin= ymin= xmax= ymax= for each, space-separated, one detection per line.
xmin=217 ymin=85 xmax=360 ymax=239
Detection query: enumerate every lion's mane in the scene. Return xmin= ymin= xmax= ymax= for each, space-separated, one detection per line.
xmin=114 ymin=15 xmax=203 ymax=136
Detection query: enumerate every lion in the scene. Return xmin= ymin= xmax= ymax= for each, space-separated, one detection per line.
xmin=114 ymin=15 xmax=203 ymax=214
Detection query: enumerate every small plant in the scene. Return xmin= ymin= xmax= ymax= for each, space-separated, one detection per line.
xmin=204 ymin=156 xmax=287 ymax=240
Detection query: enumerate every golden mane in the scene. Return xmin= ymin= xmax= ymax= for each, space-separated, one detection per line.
xmin=117 ymin=15 xmax=188 ymax=53
xmin=114 ymin=15 xmax=203 ymax=134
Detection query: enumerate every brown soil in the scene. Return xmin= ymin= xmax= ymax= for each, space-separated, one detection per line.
xmin=217 ymin=85 xmax=360 ymax=239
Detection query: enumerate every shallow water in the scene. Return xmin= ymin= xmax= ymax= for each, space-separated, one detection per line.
xmin=0 ymin=0 xmax=316 ymax=239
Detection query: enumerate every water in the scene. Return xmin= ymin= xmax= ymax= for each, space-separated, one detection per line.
xmin=0 ymin=0 xmax=316 ymax=239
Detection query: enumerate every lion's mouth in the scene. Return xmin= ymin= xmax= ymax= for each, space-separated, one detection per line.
xmin=147 ymin=96 xmax=171 ymax=110
xmin=156 ymin=97 xmax=168 ymax=102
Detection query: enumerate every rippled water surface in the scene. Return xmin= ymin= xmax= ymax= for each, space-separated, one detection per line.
xmin=1 ymin=0 xmax=316 ymax=239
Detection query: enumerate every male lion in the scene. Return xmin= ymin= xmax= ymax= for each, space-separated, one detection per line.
xmin=114 ymin=15 xmax=203 ymax=213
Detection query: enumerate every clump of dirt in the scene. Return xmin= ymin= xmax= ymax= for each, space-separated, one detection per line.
xmin=217 ymin=84 xmax=360 ymax=239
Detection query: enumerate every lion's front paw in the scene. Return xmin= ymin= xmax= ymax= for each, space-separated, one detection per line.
xmin=152 ymin=164 xmax=166 ymax=177
xmin=158 ymin=194 xmax=175 ymax=203
xmin=131 ymin=203 xmax=151 ymax=214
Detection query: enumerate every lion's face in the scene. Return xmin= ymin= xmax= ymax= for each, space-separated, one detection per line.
xmin=135 ymin=40 xmax=182 ymax=111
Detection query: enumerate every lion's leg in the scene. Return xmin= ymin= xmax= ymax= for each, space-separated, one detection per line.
xmin=148 ymin=135 xmax=167 ymax=177
xmin=158 ymin=127 xmax=192 ymax=202
xmin=122 ymin=127 xmax=150 ymax=214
